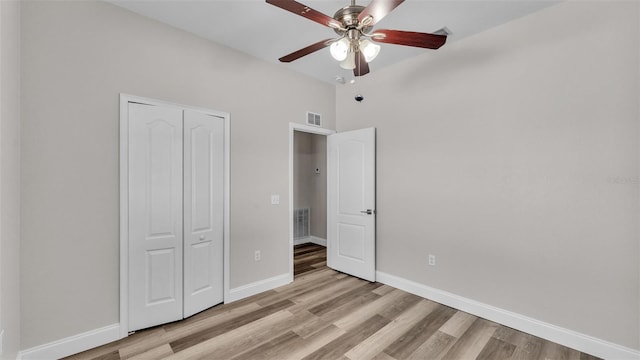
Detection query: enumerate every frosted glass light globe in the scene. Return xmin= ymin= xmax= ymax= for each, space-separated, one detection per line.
xmin=360 ymin=39 xmax=380 ymax=63
xmin=330 ymin=38 xmax=349 ymax=61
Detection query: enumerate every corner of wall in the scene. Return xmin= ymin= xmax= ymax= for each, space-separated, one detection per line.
xmin=0 ymin=0 xmax=21 ymax=358
xmin=637 ymin=0 xmax=640 ymax=352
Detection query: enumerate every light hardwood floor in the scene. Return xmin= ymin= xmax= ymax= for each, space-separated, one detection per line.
xmin=65 ymin=244 xmax=600 ymax=360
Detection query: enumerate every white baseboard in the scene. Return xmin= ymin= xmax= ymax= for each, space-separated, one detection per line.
xmin=309 ymin=236 xmax=326 ymax=247
xmin=293 ymin=237 xmax=310 ymax=246
xmin=226 ymin=272 xmax=292 ymax=303
xmin=17 ymin=323 xmax=121 ymax=360
xmin=293 ymin=236 xmax=326 ymax=247
xmin=15 ymin=270 xmax=638 ymax=360
xmin=375 ymin=271 xmax=639 ymax=360
xmin=15 ymin=274 xmax=291 ymax=359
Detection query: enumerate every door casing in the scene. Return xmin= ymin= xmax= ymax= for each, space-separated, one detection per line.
xmin=288 ymin=123 xmax=336 ymax=281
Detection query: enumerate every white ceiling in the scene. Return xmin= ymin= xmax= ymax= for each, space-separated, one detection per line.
xmin=108 ymin=0 xmax=560 ymax=84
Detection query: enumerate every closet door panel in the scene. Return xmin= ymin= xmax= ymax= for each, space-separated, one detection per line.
xmin=128 ymin=103 xmax=184 ymax=331
xmin=183 ymin=109 xmax=224 ymax=317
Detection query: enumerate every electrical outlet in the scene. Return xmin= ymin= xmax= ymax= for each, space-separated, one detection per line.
xmin=428 ymin=254 xmax=436 ymax=266
xmin=254 ymin=250 xmax=261 ymax=261
xmin=271 ymin=195 xmax=280 ymax=205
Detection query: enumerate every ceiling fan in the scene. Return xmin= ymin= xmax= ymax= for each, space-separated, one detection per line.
xmin=266 ymin=0 xmax=448 ymax=77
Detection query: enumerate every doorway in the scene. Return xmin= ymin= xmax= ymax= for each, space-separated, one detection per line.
xmin=288 ymin=123 xmax=335 ymax=280
xmin=293 ymin=131 xmax=327 ymax=275
xmin=293 ymin=131 xmax=327 ymax=245
xmin=288 ymin=123 xmax=376 ymax=283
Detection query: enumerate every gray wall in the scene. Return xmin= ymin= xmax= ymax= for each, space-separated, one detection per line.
xmin=0 ymin=1 xmax=21 ymax=358
xmin=310 ymin=135 xmax=327 ymax=239
xmin=20 ymin=0 xmax=335 ymax=348
xmin=293 ymin=132 xmax=327 ymax=239
xmin=336 ymin=1 xmax=639 ymax=350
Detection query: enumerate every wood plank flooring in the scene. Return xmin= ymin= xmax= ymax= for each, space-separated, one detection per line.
xmin=65 ymin=243 xmax=601 ymax=360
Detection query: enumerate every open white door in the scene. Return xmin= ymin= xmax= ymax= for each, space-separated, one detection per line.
xmin=183 ymin=110 xmax=224 ymax=317
xmin=128 ymin=103 xmax=184 ymax=331
xmin=327 ymin=128 xmax=376 ymax=281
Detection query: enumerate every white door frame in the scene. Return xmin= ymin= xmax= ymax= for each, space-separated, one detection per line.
xmin=288 ymin=123 xmax=336 ymax=282
xmin=119 ymin=94 xmax=230 ymax=338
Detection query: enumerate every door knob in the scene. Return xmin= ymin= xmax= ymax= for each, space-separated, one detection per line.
xmin=360 ymin=209 xmax=374 ymax=215
xmin=199 ymin=235 xmax=205 ymax=240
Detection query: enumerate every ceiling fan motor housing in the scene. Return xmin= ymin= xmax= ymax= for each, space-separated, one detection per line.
xmin=333 ymin=5 xmax=372 ymax=35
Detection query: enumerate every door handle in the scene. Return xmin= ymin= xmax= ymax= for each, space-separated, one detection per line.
xmin=360 ymin=209 xmax=375 ymax=215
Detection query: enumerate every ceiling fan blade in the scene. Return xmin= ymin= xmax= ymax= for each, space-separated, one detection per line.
xmin=266 ymin=0 xmax=342 ymax=29
xmin=358 ymin=0 xmax=405 ymax=26
xmin=279 ymin=38 xmax=333 ymax=63
xmin=354 ymin=51 xmax=370 ymax=77
xmin=371 ymin=29 xmax=447 ymax=49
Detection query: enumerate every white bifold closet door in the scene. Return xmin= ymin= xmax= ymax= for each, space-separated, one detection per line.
xmin=128 ymin=103 xmax=223 ymax=332
xmin=183 ymin=110 xmax=224 ymax=318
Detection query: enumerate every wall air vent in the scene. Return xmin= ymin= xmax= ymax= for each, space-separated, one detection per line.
xmin=306 ymin=112 xmax=321 ymax=127
xmin=294 ymin=208 xmax=310 ymax=240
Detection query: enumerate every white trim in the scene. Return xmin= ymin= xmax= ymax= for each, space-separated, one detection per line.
xmin=290 ymin=123 xmax=335 ymax=136
xmin=223 ymin=105 xmax=231 ymax=306
xmin=288 ymin=123 xmax=335 ymax=286
xmin=293 ymin=237 xmax=311 ymax=246
xmin=16 ymin=324 xmax=120 ymax=360
xmin=376 ymin=271 xmax=640 ymax=360
xmin=293 ymin=236 xmax=326 ymax=247
xmin=119 ymin=94 xmax=230 ymax=338
xmin=226 ymin=273 xmax=291 ymax=303
xmin=119 ymin=94 xmax=129 ymax=339
xmin=310 ymin=236 xmax=327 ymax=247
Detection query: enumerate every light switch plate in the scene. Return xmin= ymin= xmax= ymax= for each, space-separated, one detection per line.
xmin=271 ymin=195 xmax=280 ymax=205
xmin=0 ymin=329 xmax=5 ymax=355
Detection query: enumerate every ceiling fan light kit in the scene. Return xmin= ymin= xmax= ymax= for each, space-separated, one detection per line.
xmin=340 ymin=52 xmax=356 ymax=70
xmin=330 ymin=38 xmax=350 ymax=61
xmin=360 ymin=40 xmax=380 ymax=63
xmin=266 ymin=0 xmax=448 ymax=78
